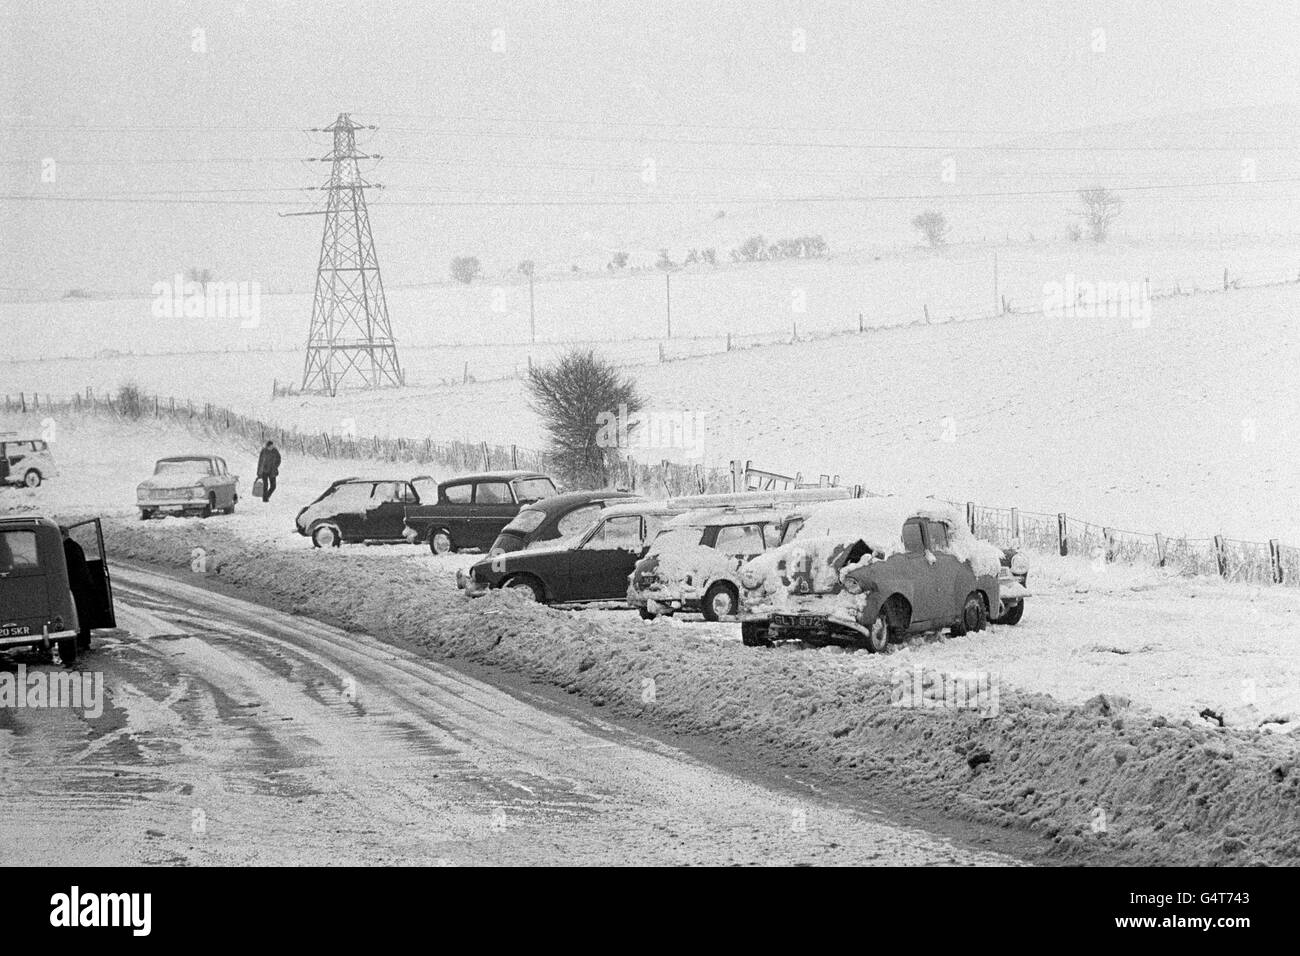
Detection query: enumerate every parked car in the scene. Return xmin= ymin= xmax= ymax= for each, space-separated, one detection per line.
xmin=296 ymin=478 xmax=423 ymax=547
xmin=0 ymin=434 xmax=58 ymax=488
xmin=137 ymin=455 xmax=239 ymax=518
xmin=0 ymin=515 xmax=116 ymax=666
xmin=487 ymin=489 xmax=643 ymax=556
xmin=628 ymin=507 xmax=780 ymax=621
xmin=737 ymin=497 xmax=1021 ymax=652
xmin=402 ymin=471 xmax=558 ymax=554
xmin=460 ymin=501 xmax=683 ymax=604
xmin=993 ymin=547 xmax=1030 ymax=624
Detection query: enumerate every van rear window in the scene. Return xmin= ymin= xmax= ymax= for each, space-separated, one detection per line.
xmin=0 ymin=530 xmax=39 ymax=572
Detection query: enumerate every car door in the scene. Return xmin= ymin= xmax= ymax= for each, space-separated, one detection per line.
xmin=364 ymin=482 xmax=411 ymax=540
xmin=0 ymin=444 xmax=9 ymax=483
xmin=471 ymin=480 xmax=518 ymax=550
xmin=0 ymin=526 xmax=47 ymax=631
xmin=899 ymin=517 xmax=943 ymax=627
xmin=66 ymin=517 xmax=116 ymax=629
xmin=569 ymin=515 xmax=644 ymax=600
xmin=437 ymin=482 xmax=474 ymax=543
xmin=924 ymin=519 xmax=967 ymax=625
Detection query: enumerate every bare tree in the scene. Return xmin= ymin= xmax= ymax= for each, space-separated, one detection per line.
xmin=911 ymin=210 xmax=950 ymax=247
xmin=186 ymin=266 xmax=213 ymax=285
xmin=450 ymin=256 xmax=481 ymax=284
xmin=516 ymin=260 xmax=535 ymax=277
xmin=1078 ymin=187 xmax=1123 ymax=243
xmin=527 ymin=349 xmax=644 ymax=487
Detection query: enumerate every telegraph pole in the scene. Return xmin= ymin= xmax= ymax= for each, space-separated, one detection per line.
xmin=665 ymin=270 xmax=672 ymax=339
xmin=297 ymin=113 xmax=403 ymax=395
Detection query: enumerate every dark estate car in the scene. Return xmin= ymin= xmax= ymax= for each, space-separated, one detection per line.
xmin=0 ymin=515 xmax=116 ymax=666
xmin=461 ymin=501 xmax=682 ymax=604
xmin=489 ymin=489 xmax=643 ymax=555
xmin=402 ymin=471 xmax=558 ymax=554
xmin=296 ymin=478 xmax=427 ymax=547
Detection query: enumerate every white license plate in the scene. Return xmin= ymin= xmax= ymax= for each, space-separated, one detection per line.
xmin=0 ymin=623 xmax=33 ymax=639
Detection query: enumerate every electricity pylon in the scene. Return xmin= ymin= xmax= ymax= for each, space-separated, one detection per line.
xmin=299 ymin=113 xmax=403 ymax=395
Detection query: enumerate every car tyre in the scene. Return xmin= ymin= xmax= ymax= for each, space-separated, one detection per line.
xmin=430 ymin=530 xmax=454 ymax=555
xmin=503 ymin=575 xmax=543 ymax=602
xmin=311 ymin=524 xmax=341 ymax=548
xmin=23 ymin=469 xmax=41 ymax=488
xmin=863 ymin=610 xmax=891 ymax=653
xmin=200 ymin=494 xmax=215 ymax=518
xmin=993 ymin=599 xmax=1024 ymax=625
xmin=638 ymin=607 xmax=656 ymax=620
xmin=741 ymin=622 xmax=773 ymax=647
xmin=701 ymin=582 xmax=739 ymax=621
xmin=225 ymin=494 xmax=238 ymax=515
xmin=139 ymin=508 xmax=154 ymax=521
xmin=953 ymin=592 xmax=988 ymax=635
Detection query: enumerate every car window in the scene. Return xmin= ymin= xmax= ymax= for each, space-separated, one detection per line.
xmin=328 ymin=483 xmax=374 ymax=511
xmin=714 ymin=523 xmax=766 ymax=554
xmin=443 ymin=483 xmax=471 ymax=504
xmin=926 ymin=520 xmax=950 ymax=551
xmin=372 ymin=481 xmax=404 ymax=502
xmin=399 ymin=482 xmax=419 ymax=503
xmin=411 ymin=477 xmax=437 ymax=502
xmin=475 ymin=482 xmax=512 ymax=504
xmin=512 ymin=477 xmax=556 ymax=503
xmin=902 ymin=519 xmax=925 ymax=554
xmin=779 ymin=517 xmax=804 ymax=546
xmin=155 ymin=460 xmax=208 ymax=475
xmin=0 ymin=530 xmax=39 ymax=572
xmin=584 ymin=515 xmax=642 ymax=550
xmin=556 ymin=504 xmax=601 ymax=537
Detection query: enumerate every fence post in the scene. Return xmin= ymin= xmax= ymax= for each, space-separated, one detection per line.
xmin=463 ymin=361 xmax=469 ymax=384
xmin=924 ymin=304 xmax=931 ymax=324
xmin=1057 ymin=513 xmax=1068 ymax=556
xmin=658 ymin=343 xmax=666 ymax=363
xmin=1103 ymin=527 xmax=1117 ymax=563
xmin=511 ymin=444 xmax=519 ymax=469
xmin=1269 ymin=539 xmax=1283 ymax=584
xmin=858 ymin=312 xmax=864 ymax=332
xmin=1010 ymin=508 xmax=1020 ymax=541
xmin=726 ymin=332 xmax=732 ymax=351
xmin=1155 ymin=533 xmax=1167 ymax=567
xmin=1213 ymin=535 xmax=1229 ymax=578
xmin=966 ymin=502 xmax=976 ymax=535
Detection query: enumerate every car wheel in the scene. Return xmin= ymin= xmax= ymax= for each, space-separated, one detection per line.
xmin=701 ymin=582 xmax=739 ymax=621
xmin=22 ymin=469 xmax=41 ymax=488
xmin=994 ymin=599 xmax=1024 ymax=625
xmin=864 ymin=610 xmax=891 ymax=653
xmin=503 ymin=575 xmax=543 ymax=602
xmin=638 ymin=607 xmax=656 ymax=620
xmin=56 ymin=637 xmax=77 ymax=666
xmin=139 ymin=508 xmax=154 ymax=520
xmin=954 ymin=592 xmax=988 ymax=635
xmin=741 ymin=622 xmax=773 ymax=647
xmin=77 ymin=631 xmax=91 ymax=651
xmin=311 ymin=524 xmax=341 ymax=548
xmin=200 ymin=494 xmax=215 ymax=518
xmin=429 ymin=531 xmax=454 ymax=555
xmin=225 ymin=494 xmax=238 ymax=515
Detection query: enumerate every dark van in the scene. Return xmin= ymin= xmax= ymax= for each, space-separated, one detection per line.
xmin=0 ymin=516 xmax=116 ymax=666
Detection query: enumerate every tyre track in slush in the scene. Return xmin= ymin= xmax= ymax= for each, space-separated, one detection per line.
xmin=0 ymin=563 xmax=1019 ymax=866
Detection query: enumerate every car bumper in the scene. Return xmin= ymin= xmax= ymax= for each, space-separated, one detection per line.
xmin=458 ymin=571 xmax=491 ymax=596
xmin=1000 ymin=581 xmax=1030 ymax=600
xmin=627 ymin=585 xmax=692 ymax=613
xmin=0 ymin=627 xmax=77 ymax=650
xmin=139 ymin=498 xmax=203 ymax=511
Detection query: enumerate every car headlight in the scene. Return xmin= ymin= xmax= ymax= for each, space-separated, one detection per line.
xmin=1010 ymin=553 xmax=1029 ymax=575
xmin=841 ymin=575 xmax=863 ymax=595
xmin=740 ymin=567 xmax=761 ymax=590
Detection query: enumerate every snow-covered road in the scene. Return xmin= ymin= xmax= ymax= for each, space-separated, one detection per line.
xmin=0 ymin=563 xmax=1018 ymax=866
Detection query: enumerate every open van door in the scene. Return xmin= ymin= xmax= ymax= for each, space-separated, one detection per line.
xmin=66 ymin=517 xmax=116 ymax=629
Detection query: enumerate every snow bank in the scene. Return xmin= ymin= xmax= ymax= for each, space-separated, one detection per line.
xmin=105 ymin=519 xmax=1300 ymax=865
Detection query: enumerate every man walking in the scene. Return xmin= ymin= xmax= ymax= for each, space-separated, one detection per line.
xmin=257 ymin=440 xmax=281 ymax=502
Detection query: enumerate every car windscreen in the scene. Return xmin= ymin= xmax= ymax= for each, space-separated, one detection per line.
xmin=511 ymin=477 xmax=556 ymax=504
xmin=155 ymin=460 xmax=210 ymax=475
xmin=503 ymin=508 xmax=547 ymax=534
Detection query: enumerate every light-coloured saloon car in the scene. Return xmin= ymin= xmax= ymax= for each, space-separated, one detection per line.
xmin=137 ymin=455 xmax=239 ymax=519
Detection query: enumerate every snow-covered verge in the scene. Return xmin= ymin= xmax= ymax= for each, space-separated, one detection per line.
xmin=101 ymin=519 xmax=1300 ymax=865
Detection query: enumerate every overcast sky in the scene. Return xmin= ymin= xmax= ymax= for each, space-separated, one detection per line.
xmin=3 ymin=0 xmax=1298 ymax=294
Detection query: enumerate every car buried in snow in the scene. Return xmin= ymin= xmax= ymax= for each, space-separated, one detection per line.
xmin=627 ymin=508 xmax=781 ymax=621
xmin=401 ymin=471 xmax=559 ymax=554
xmin=137 ymin=455 xmax=239 ymax=519
xmin=0 ymin=434 xmax=58 ymax=488
xmin=486 ymin=489 xmax=643 ymax=556
xmin=737 ymin=497 xmax=1028 ymax=652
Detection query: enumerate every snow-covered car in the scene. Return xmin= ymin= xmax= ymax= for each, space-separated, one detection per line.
xmin=296 ymin=478 xmax=424 ymax=547
xmin=737 ymin=497 xmax=1025 ymax=652
xmin=0 ymin=434 xmax=58 ymax=488
xmin=628 ymin=508 xmax=779 ymax=621
xmin=994 ymin=547 xmax=1030 ymax=624
xmin=137 ymin=455 xmax=239 ymax=519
